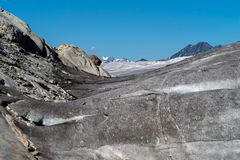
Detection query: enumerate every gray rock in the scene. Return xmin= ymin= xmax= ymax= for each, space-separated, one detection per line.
xmin=0 ymin=40 xmax=73 ymax=101
xmin=0 ymin=111 xmax=35 ymax=160
xmin=57 ymin=44 xmax=110 ymax=77
xmin=0 ymin=8 xmax=56 ymax=59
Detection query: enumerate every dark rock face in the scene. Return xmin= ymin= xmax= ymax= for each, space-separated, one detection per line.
xmin=136 ymin=58 xmax=148 ymax=62
xmin=1 ymin=8 xmax=240 ymax=160
xmin=170 ymin=42 xmax=214 ymax=59
xmin=89 ymin=55 xmax=102 ymax=66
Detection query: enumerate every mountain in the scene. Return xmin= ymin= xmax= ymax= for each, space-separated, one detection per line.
xmin=102 ymin=56 xmax=130 ymax=63
xmin=102 ymin=56 xmax=115 ymax=63
xmin=136 ymin=58 xmax=148 ymax=62
xmin=170 ymin=42 xmax=214 ymax=59
xmin=1 ymin=8 xmax=240 ymax=160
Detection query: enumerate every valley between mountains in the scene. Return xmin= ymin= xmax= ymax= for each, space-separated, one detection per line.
xmin=0 ymin=8 xmax=240 ymax=160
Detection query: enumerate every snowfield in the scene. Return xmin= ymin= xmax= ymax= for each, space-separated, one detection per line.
xmin=102 ymin=56 xmax=190 ymax=76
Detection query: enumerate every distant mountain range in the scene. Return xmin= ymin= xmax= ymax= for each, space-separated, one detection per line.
xmin=102 ymin=56 xmax=130 ymax=63
xmin=102 ymin=57 xmax=189 ymax=76
xmin=102 ymin=42 xmax=221 ymax=62
xmin=170 ymin=42 xmax=221 ymax=59
xmin=102 ymin=57 xmax=148 ymax=63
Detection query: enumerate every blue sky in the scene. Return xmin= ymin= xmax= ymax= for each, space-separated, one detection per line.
xmin=1 ymin=0 xmax=240 ymax=60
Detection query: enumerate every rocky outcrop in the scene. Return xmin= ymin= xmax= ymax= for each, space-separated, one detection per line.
xmin=56 ymin=44 xmax=110 ymax=77
xmin=0 ymin=40 xmax=73 ymax=101
xmin=88 ymin=55 xmax=102 ymax=66
xmin=0 ymin=8 xmax=109 ymax=102
xmin=0 ymin=8 xmax=56 ymax=60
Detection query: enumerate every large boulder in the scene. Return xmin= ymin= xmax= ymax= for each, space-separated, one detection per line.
xmin=56 ymin=44 xmax=110 ymax=77
xmin=88 ymin=54 xmax=102 ymax=66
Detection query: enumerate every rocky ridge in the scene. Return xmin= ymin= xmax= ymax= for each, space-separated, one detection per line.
xmin=170 ymin=42 xmax=215 ymax=59
xmin=0 ymin=8 xmax=55 ymax=60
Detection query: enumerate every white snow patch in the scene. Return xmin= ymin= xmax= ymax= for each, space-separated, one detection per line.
xmin=102 ymin=56 xmax=111 ymax=61
xmin=95 ymin=144 xmax=156 ymax=160
xmin=42 ymin=114 xmax=94 ymax=126
xmin=121 ymin=78 xmax=240 ymax=98
xmin=156 ymin=78 xmax=240 ymax=94
xmin=95 ymin=146 xmax=127 ymax=160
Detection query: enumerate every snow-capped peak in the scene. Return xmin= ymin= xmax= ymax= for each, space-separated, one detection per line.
xmin=101 ymin=56 xmax=130 ymax=63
